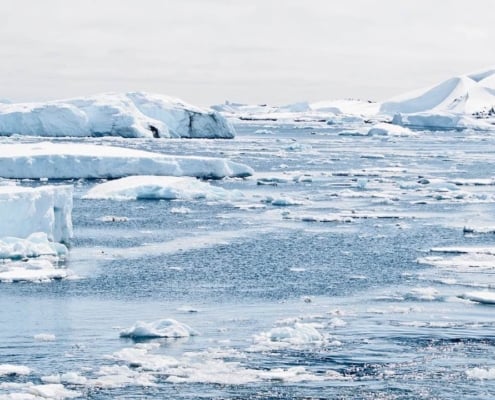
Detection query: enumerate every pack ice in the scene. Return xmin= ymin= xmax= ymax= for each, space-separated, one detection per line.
xmin=0 ymin=92 xmax=235 ymax=138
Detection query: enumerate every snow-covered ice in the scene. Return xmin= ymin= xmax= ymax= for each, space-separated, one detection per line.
xmin=119 ymin=319 xmax=198 ymax=339
xmin=460 ymin=291 xmax=495 ymax=305
xmin=0 ymin=92 xmax=235 ymax=138
xmin=84 ymin=176 xmax=242 ymax=202
xmin=0 ymin=365 xmax=31 ymax=376
xmin=0 ymin=142 xmax=253 ymax=179
xmin=0 ymin=186 xmax=73 ymax=243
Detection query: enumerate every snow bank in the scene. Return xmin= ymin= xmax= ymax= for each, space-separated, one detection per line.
xmin=119 ymin=319 xmax=198 ymax=339
xmin=0 ymin=186 xmax=73 ymax=243
xmin=84 ymin=176 xmax=242 ymax=201
xmin=0 ymin=92 xmax=235 ymax=138
xmin=0 ymin=142 xmax=253 ymax=180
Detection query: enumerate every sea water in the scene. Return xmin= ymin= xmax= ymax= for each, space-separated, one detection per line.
xmin=1 ymin=122 xmax=495 ymax=398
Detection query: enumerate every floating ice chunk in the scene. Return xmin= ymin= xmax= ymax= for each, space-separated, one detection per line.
xmin=98 ymin=215 xmax=129 ymax=222
xmin=170 ymin=207 xmax=191 ymax=214
xmin=90 ymin=365 xmax=156 ymax=388
xmin=0 ymin=365 xmax=31 ymax=376
xmin=0 ymin=142 xmax=253 ymax=180
xmin=0 ymin=233 xmax=68 ymax=261
xmin=405 ymin=287 xmax=440 ymax=301
xmin=0 ymin=259 xmax=69 ymax=283
xmin=367 ymin=122 xmax=414 ymax=136
xmin=84 ymin=176 xmax=242 ymax=202
xmin=252 ymin=323 xmax=325 ymax=350
xmin=26 ymin=384 xmax=81 ymax=399
xmin=0 ymin=186 xmax=73 ymax=244
xmin=460 ymin=291 xmax=495 ymax=305
xmin=466 ymin=367 xmax=495 ymax=379
xmin=119 ymin=319 xmax=198 ymax=339
xmin=34 ymin=333 xmax=56 ymax=342
xmin=0 ymin=92 xmax=235 ymax=138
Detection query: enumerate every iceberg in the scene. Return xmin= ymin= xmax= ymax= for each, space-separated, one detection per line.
xmin=0 ymin=185 xmax=73 ymax=243
xmin=0 ymin=92 xmax=235 ymax=138
xmin=84 ymin=176 xmax=242 ymax=201
xmin=0 ymin=142 xmax=253 ymax=180
xmin=380 ymin=67 xmax=495 ymax=130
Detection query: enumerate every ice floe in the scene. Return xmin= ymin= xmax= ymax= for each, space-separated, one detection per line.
xmin=0 ymin=92 xmax=235 ymax=138
xmin=0 ymin=142 xmax=253 ymax=179
xmin=466 ymin=367 xmax=495 ymax=379
xmin=108 ymin=343 xmax=339 ymax=385
xmin=459 ymin=291 xmax=495 ymax=305
xmin=0 ymin=365 xmax=31 ymax=376
xmin=119 ymin=318 xmax=198 ymax=339
xmin=84 ymin=176 xmax=242 ymax=202
xmin=251 ymin=322 xmax=326 ymax=351
xmin=0 ymin=259 xmax=69 ymax=283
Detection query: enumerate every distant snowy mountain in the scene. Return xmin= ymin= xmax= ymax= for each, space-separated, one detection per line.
xmin=0 ymin=92 xmax=235 ymax=138
xmin=381 ymin=68 xmax=495 ymax=116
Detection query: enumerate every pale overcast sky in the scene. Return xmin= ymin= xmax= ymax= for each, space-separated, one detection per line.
xmin=1 ymin=0 xmax=494 ymax=106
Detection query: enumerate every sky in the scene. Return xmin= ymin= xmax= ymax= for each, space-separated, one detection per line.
xmin=1 ymin=0 xmax=494 ymax=106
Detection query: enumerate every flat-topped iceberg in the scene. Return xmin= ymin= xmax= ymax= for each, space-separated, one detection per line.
xmin=84 ymin=176 xmax=242 ymax=201
xmin=0 ymin=92 xmax=235 ymax=138
xmin=0 ymin=142 xmax=253 ymax=179
xmin=0 ymin=185 xmax=73 ymax=243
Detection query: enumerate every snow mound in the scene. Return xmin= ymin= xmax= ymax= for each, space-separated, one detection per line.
xmin=0 ymin=142 xmax=253 ymax=180
xmin=0 ymin=92 xmax=235 ymax=138
xmin=119 ymin=319 xmax=198 ymax=339
xmin=0 ymin=186 xmax=73 ymax=243
xmin=84 ymin=176 xmax=242 ymax=201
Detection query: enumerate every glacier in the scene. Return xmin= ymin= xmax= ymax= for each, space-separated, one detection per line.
xmin=0 ymin=92 xmax=235 ymax=139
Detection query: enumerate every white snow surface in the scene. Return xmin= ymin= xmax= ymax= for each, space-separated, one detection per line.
xmin=119 ymin=319 xmax=198 ymax=339
xmin=460 ymin=291 xmax=495 ymax=305
xmin=379 ymin=67 xmax=495 ymax=130
xmin=0 ymin=92 xmax=235 ymax=139
xmin=84 ymin=176 xmax=242 ymax=201
xmin=381 ymin=70 xmax=495 ymax=115
xmin=0 ymin=142 xmax=253 ymax=180
xmin=0 ymin=186 xmax=73 ymax=243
